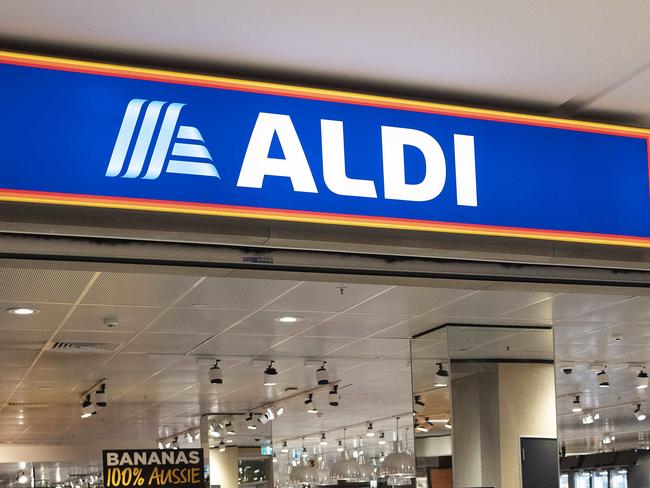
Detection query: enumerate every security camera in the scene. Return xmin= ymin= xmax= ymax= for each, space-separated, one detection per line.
xmin=561 ymin=362 xmax=575 ymax=375
xmin=103 ymin=315 xmax=119 ymax=328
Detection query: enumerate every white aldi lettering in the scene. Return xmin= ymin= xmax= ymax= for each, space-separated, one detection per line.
xmin=237 ymin=112 xmax=478 ymax=205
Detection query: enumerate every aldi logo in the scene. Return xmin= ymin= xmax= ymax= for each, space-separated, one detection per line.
xmin=106 ymin=99 xmax=220 ymax=180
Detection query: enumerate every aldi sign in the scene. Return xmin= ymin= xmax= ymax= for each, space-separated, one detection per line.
xmin=0 ymin=51 xmax=649 ymax=247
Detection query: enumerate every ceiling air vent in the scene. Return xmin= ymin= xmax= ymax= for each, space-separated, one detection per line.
xmin=7 ymin=402 xmax=52 ymax=409
xmin=46 ymin=341 xmax=120 ymax=353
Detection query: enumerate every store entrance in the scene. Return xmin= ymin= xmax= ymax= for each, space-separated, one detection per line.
xmin=0 ymin=260 xmax=646 ymax=488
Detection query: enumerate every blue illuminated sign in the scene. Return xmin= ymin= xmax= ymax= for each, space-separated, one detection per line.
xmin=0 ymin=51 xmax=648 ymax=247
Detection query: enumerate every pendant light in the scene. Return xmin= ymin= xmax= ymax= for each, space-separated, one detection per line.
xmin=635 ymin=404 xmax=647 ymax=421
xmin=357 ymin=449 xmax=375 ymax=481
xmin=81 ymin=394 xmax=95 ymax=419
xmin=95 ymin=383 xmax=107 ymax=407
xmin=305 ymin=393 xmax=318 ymax=413
xmin=316 ymin=361 xmax=330 ymax=385
xmin=637 ymin=370 xmax=649 ymax=390
xmin=434 ymin=363 xmax=449 ymax=387
xmin=264 ymin=361 xmax=278 ymax=386
xmin=597 ymin=369 xmax=610 ymax=388
xmin=379 ymin=418 xmax=415 ymax=478
xmin=329 ymin=385 xmax=340 ymax=406
xmin=413 ymin=395 xmax=425 ymax=414
xmin=571 ymin=396 xmax=583 ymax=413
xmin=330 ymin=429 xmax=361 ymax=481
xmin=316 ymin=448 xmax=330 ymax=485
xmin=209 ymin=360 xmax=223 ymax=384
xmin=290 ymin=438 xmax=319 ymax=484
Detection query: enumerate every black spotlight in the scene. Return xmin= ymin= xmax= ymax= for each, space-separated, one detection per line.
xmin=328 ymin=384 xmax=339 ymax=406
xmin=209 ymin=360 xmax=223 ymax=384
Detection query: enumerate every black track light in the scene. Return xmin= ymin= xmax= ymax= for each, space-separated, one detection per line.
xmin=597 ymin=369 xmax=610 ymax=388
xmin=264 ymin=361 xmax=278 ymax=386
xmin=209 ymin=360 xmax=223 ymax=384
xmin=316 ymin=361 xmax=330 ymax=385
xmin=434 ymin=363 xmax=449 ymax=387
xmin=413 ymin=395 xmax=425 ymax=414
xmin=305 ymin=393 xmax=317 ymax=413
xmin=95 ymin=383 xmax=107 ymax=407
xmin=329 ymin=384 xmax=339 ymax=406
xmin=81 ymin=394 xmax=95 ymax=419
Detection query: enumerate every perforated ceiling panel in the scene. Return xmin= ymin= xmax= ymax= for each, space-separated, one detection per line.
xmin=0 ymin=268 xmax=94 ymax=303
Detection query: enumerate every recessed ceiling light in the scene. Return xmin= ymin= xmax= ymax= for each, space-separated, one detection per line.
xmin=6 ymin=307 xmax=39 ymax=315
xmin=274 ymin=316 xmax=303 ymax=323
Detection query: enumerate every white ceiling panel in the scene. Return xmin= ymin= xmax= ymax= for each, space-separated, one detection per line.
xmin=303 ymin=313 xmax=409 ymax=338
xmin=227 ymin=310 xmax=332 ymax=336
xmin=32 ymin=351 xmax=108 ymax=371
xmin=63 ymin=304 xmax=164 ymax=332
xmin=326 ymin=338 xmax=410 ymax=358
xmin=23 ymin=368 xmax=91 ymax=383
xmin=0 ymin=351 xmax=39 ymax=368
xmin=177 ymin=277 xmax=300 ymax=309
xmin=53 ymin=329 xmax=136 ymax=346
xmin=371 ymin=316 xmax=447 ymax=339
xmin=0 ymin=329 xmax=53 ymax=350
xmin=552 ymin=320 xmax=615 ymax=341
xmin=0 ymin=268 xmax=93 ymax=303
xmin=122 ymin=332 xmax=214 ymax=354
xmin=267 ymin=336 xmax=353 ymax=357
xmin=190 ymin=334 xmax=281 ymax=357
xmin=0 ymin=303 xmax=72 ymax=330
xmin=100 ymin=352 xmax=179 ymax=372
xmin=429 ymin=290 xmax=555 ymax=318
xmin=265 ymin=282 xmax=390 ymax=313
xmin=149 ymin=307 xmax=250 ymax=334
xmin=350 ymin=287 xmax=474 ymax=315
xmin=0 ymin=368 xmax=28 ymax=382
xmin=82 ymin=272 xmax=199 ymax=306
xmin=502 ymin=293 xmax=631 ymax=322
xmin=568 ymin=297 xmax=650 ymax=323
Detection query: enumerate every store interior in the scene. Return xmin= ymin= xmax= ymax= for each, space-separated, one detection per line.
xmin=0 ymin=264 xmax=648 ymax=487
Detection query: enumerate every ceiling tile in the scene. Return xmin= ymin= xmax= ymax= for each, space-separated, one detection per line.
xmin=103 ymin=353 xmax=182 ymax=371
xmin=349 ymin=287 xmax=473 ymax=315
xmin=176 ymin=277 xmax=300 ymax=309
xmin=53 ymin=330 xmax=136 ymax=346
xmin=0 ymin=368 xmax=27 ymax=381
xmin=0 ymin=303 xmax=72 ymax=330
xmin=82 ymin=272 xmax=199 ymax=306
xmin=267 ymin=336 xmax=354 ymax=357
xmin=326 ymin=338 xmax=409 ymax=358
xmin=430 ymin=290 xmax=554 ymax=318
xmin=372 ymin=316 xmax=447 ymax=339
xmin=227 ymin=310 xmax=332 ymax=336
xmin=33 ymin=351 xmax=108 ymax=370
xmin=191 ymin=334 xmax=281 ymax=356
xmin=149 ymin=308 xmax=250 ymax=334
xmin=0 ymin=330 xmax=53 ymax=350
xmin=264 ymin=282 xmax=390 ymax=313
xmin=570 ymin=297 xmax=650 ymax=322
xmin=502 ymin=293 xmax=631 ymax=321
xmin=0 ymin=351 xmax=39 ymax=368
xmin=122 ymin=333 xmax=214 ymax=354
xmin=0 ymin=268 xmax=94 ymax=303
xmin=63 ymin=304 xmax=165 ymax=332
xmin=302 ymin=313 xmax=409 ymax=338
